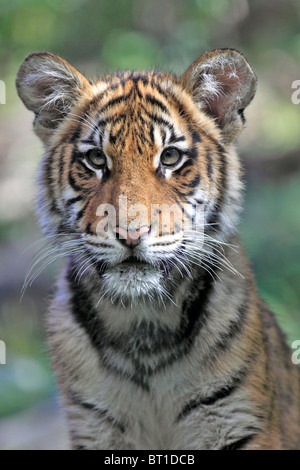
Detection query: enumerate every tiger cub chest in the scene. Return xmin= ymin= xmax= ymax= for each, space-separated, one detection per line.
xmin=93 ymin=366 xmax=256 ymax=450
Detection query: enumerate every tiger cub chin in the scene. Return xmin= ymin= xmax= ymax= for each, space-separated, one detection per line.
xmin=16 ymin=48 xmax=300 ymax=450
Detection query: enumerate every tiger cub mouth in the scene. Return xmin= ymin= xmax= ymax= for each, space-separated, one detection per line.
xmin=120 ymin=256 xmax=148 ymax=266
xmin=117 ymin=256 xmax=154 ymax=274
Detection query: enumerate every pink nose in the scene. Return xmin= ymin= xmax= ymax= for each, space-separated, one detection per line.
xmin=114 ymin=226 xmax=150 ymax=247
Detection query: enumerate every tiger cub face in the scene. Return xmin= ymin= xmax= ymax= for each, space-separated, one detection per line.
xmin=16 ymin=49 xmax=256 ymax=303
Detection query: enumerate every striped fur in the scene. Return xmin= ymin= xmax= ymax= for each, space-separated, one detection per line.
xmin=16 ymin=49 xmax=300 ymax=450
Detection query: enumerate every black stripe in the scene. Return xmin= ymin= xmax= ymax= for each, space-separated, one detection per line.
xmin=85 ymin=222 xmax=94 ymax=235
xmin=191 ymin=129 xmax=202 ymax=144
xmin=71 ymin=147 xmax=81 ymax=164
xmin=170 ymin=135 xmax=186 ymax=144
xmin=174 ymin=186 xmax=198 ymax=199
xmin=109 ymin=133 xmax=117 ymax=145
xmin=202 ymin=289 xmax=251 ymax=368
xmin=183 ymin=174 xmax=200 ymax=188
xmin=139 ymin=104 xmax=176 ymax=134
xmin=81 ymin=138 xmax=95 ymax=145
xmin=82 ymin=85 xmax=118 ymax=114
xmin=206 ymin=146 xmax=227 ymax=231
xmin=109 ymin=126 xmax=126 ymax=144
xmin=194 ymin=198 xmax=204 ymax=205
xmin=182 ymin=169 xmax=192 ymax=177
xmin=97 ymin=90 xmax=133 ymax=115
xmin=136 ymin=110 xmax=146 ymax=127
xmin=49 ymin=201 xmax=62 ymax=215
xmin=145 ymin=94 xmax=170 ymax=115
xmin=68 ymin=170 xmax=82 ymax=191
xmin=43 ymin=150 xmax=58 ymax=214
xmin=56 ymin=222 xmax=72 ymax=235
xmin=69 ymin=391 xmax=126 ymax=433
xmin=178 ymin=263 xmax=215 ymax=344
xmin=77 ymin=171 xmax=93 ymax=180
xmin=206 ymin=148 xmax=213 ymax=181
xmin=76 ymin=159 xmax=95 ymax=178
xmin=133 ymin=80 xmax=143 ymax=99
xmin=220 ymin=434 xmax=254 ymax=450
xmin=58 ymin=146 xmax=65 ymax=192
xmin=177 ymin=366 xmax=248 ymax=422
xmin=238 ymin=108 xmax=246 ymax=125
xmin=95 ymin=119 xmax=107 ymax=130
xmin=110 ymin=113 xmax=127 ymax=125
xmin=155 ymin=83 xmax=188 ymax=118
xmin=161 ymin=128 xmax=167 ymax=145
xmin=173 ymin=160 xmax=193 ymax=175
xmin=184 ymin=146 xmax=198 ymax=160
xmin=138 ymin=74 xmax=149 ymax=86
xmin=70 ymin=126 xmax=82 ymax=143
xmin=149 ymin=124 xmax=154 ymax=143
xmin=76 ymin=200 xmax=89 ymax=221
xmin=66 ymin=195 xmax=82 ymax=206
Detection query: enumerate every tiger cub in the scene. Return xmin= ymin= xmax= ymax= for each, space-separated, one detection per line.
xmin=16 ymin=48 xmax=300 ymax=450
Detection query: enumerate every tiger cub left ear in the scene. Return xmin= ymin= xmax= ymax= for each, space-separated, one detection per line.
xmin=182 ymin=48 xmax=257 ymax=143
xmin=16 ymin=52 xmax=91 ymax=146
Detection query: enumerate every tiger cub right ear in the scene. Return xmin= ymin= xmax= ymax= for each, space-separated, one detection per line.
xmin=16 ymin=52 xmax=91 ymax=146
xmin=182 ymin=48 xmax=257 ymax=143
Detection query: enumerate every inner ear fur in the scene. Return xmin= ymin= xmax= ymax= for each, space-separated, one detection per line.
xmin=182 ymin=48 xmax=257 ymax=143
xmin=16 ymin=52 xmax=91 ymax=145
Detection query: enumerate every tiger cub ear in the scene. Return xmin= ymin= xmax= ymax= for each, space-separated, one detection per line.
xmin=182 ymin=48 xmax=257 ymax=143
xmin=16 ymin=52 xmax=91 ymax=145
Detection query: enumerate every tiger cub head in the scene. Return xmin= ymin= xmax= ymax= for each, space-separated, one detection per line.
xmin=16 ymin=49 xmax=257 ymax=303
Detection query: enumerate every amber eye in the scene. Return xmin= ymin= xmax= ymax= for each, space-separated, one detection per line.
xmin=85 ymin=149 xmax=107 ymax=169
xmin=160 ymin=147 xmax=181 ymax=166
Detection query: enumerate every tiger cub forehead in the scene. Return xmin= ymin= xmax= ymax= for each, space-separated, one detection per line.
xmin=57 ymin=69 xmax=222 ymax=155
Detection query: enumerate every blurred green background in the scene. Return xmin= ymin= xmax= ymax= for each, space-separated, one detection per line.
xmin=0 ymin=0 xmax=300 ymax=449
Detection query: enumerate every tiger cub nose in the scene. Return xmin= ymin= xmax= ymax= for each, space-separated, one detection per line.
xmin=114 ymin=226 xmax=150 ymax=248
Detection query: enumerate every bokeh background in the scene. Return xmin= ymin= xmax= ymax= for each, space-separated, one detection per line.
xmin=0 ymin=0 xmax=300 ymax=450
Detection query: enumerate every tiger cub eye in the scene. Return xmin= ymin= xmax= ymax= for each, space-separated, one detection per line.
xmin=160 ymin=147 xmax=181 ymax=166
xmin=85 ymin=149 xmax=107 ymax=169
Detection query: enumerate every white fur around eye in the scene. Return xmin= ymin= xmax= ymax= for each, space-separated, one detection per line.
xmin=163 ymin=156 xmax=188 ymax=179
xmin=83 ymin=158 xmax=104 ymax=180
xmin=154 ymin=151 xmax=188 ymax=178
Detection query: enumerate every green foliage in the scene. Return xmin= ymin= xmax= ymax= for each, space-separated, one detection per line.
xmin=0 ymin=300 xmax=55 ymax=418
xmin=102 ymin=31 xmax=162 ymax=70
xmin=241 ymin=174 xmax=300 ymax=343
